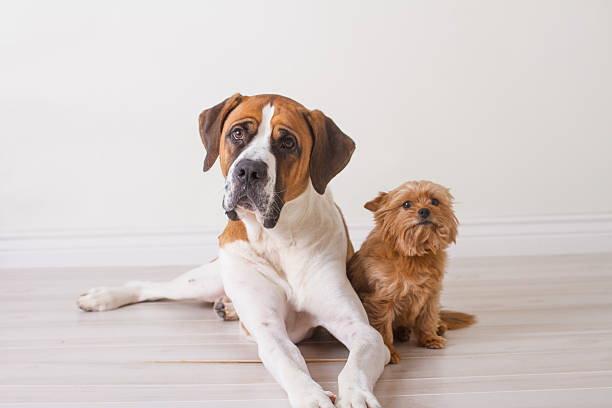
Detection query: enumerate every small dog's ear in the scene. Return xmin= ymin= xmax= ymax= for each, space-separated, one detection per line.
xmin=198 ymin=93 xmax=242 ymax=172
xmin=303 ymin=109 xmax=356 ymax=194
xmin=444 ymin=187 xmax=455 ymax=203
xmin=444 ymin=187 xmax=458 ymax=244
xmin=364 ymin=192 xmax=388 ymax=212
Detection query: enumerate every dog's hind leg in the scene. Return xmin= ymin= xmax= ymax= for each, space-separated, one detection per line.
xmin=77 ymin=259 xmax=225 ymax=312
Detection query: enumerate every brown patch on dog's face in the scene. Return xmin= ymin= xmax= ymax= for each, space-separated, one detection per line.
xmin=199 ymin=93 xmax=354 ymax=228
xmin=365 ymin=181 xmax=458 ymax=256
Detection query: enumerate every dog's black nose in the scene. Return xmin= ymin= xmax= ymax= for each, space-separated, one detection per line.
xmin=234 ymin=159 xmax=267 ymax=185
xmin=418 ymin=208 xmax=431 ymax=218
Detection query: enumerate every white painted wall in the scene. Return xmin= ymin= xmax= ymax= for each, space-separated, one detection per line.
xmin=1 ymin=0 xmax=611 ymax=234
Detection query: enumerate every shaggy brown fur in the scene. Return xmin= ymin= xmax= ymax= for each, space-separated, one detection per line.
xmin=348 ymin=180 xmax=475 ymax=363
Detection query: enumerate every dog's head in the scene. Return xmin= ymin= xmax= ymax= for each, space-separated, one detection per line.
xmin=198 ymin=94 xmax=355 ymax=229
xmin=365 ymin=180 xmax=458 ymax=256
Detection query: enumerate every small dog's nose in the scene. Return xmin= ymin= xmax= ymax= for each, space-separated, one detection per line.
xmin=234 ymin=159 xmax=268 ymax=185
xmin=418 ymin=208 xmax=431 ymax=218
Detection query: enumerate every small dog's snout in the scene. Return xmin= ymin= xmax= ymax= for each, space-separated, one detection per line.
xmin=418 ymin=208 xmax=431 ymax=218
xmin=234 ymin=159 xmax=267 ymax=185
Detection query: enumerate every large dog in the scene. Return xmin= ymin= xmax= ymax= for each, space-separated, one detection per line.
xmin=77 ymin=94 xmax=389 ymax=408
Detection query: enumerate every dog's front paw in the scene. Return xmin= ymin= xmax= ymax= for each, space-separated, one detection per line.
xmin=419 ymin=335 xmax=446 ymax=349
xmin=388 ymin=344 xmax=401 ymax=364
xmin=336 ymin=387 xmax=381 ymax=408
xmin=289 ymin=387 xmax=335 ymax=408
xmin=213 ymin=296 xmax=239 ymax=321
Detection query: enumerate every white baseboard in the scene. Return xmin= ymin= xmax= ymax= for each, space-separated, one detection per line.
xmin=1 ymin=214 xmax=611 ymax=268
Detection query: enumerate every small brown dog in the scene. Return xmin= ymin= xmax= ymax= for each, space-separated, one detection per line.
xmin=348 ymin=180 xmax=475 ymax=363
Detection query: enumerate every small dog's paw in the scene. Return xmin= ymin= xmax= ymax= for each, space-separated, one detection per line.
xmin=388 ymin=345 xmax=401 ymax=364
xmin=213 ymin=296 xmax=239 ymax=321
xmin=437 ymin=322 xmax=448 ymax=336
xmin=419 ymin=335 xmax=446 ymax=349
xmin=336 ymin=387 xmax=381 ymax=408
xmin=393 ymin=326 xmax=411 ymax=342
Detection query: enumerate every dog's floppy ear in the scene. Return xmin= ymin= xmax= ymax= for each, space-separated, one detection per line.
xmin=198 ymin=93 xmax=242 ymax=172
xmin=364 ymin=192 xmax=388 ymax=212
xmin=304 ymin=109 xmax=356 ymax=195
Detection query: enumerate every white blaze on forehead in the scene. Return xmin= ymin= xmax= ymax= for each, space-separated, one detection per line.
xmin=240 ymin=103 xmax=275 ymax=161
xmin=258 ymin=104 xmax=274 ymax=143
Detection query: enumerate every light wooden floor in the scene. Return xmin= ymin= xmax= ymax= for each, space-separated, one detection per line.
xmin=1 ymin=254 xmax=611 ymax=407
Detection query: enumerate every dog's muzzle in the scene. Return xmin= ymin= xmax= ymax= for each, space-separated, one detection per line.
xmin=223 ymin=159 xmax=283 ymax=229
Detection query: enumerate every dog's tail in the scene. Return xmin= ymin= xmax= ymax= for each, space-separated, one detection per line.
xmin=440 ymin=310 xmax=476 ymax=330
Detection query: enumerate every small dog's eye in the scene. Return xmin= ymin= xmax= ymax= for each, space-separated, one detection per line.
xmin=231 ymin=127 xmax=245 ymax=141
xmin=402 ymin=201 xmax=412 ymax=209
xmin=431 ymin=198 xmax=439 ymax=206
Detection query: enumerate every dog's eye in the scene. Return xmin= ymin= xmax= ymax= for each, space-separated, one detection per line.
xmin=431 ymin=198 xmax=439 ymax=206
xmin=402 ymin=201 xmax=412 ymax=209
xmin=231 ymin=127 xmax=245 ymax=141
xmin=280 ymin=135 xmax=296 ymax=151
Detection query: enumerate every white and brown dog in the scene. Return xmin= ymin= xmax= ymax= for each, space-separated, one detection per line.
xmin=77 ymin=94 xmax=390 ymax=408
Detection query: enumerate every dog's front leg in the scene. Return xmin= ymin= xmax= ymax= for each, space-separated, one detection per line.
xmin=331 ymin=316 xmax=389 ymax=408
xmin=312 ymin=267 xmax=390 ymax=408
xmin=220 ymin=247 xmax=335 ymax=408
xmin=255 ymin=322 xmax=336 ymax=408
xmin=363 ymin=296 xmax=400 ymax=364
xmin=415 ymin=291 xmax=446 ymax=349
